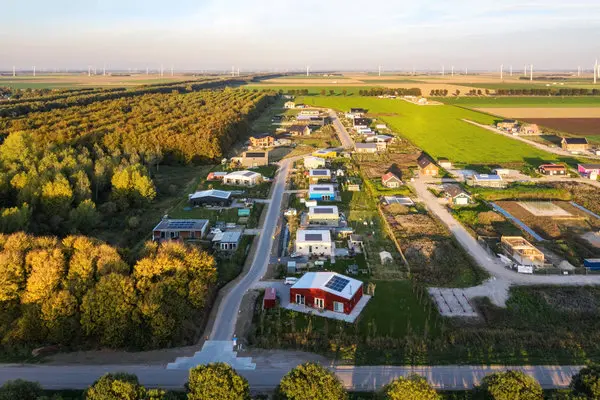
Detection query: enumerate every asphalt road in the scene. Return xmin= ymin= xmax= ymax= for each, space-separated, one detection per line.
xmin=210 ymin=159 xmax=292 ymax=340
xmin=329 ymin=110 xmax=354 ymax=149
xmin=0 ymin=364 xmax=582 ymax=391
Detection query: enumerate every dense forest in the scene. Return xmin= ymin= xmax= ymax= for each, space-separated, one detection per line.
xmin=0 ymin=88 xmax=274 ymax=235
xmin=0 ymin=233 xmax=216 ymax=356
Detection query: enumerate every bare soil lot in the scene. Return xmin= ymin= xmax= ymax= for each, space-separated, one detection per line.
xmin=474 ymin=107 xmax=600 ymax=118
xmin=523 ymin=118 xmax=600 ymax=136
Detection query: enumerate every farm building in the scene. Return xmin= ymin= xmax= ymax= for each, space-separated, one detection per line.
xmin=308 ymin=184 xmax=335 ymax=201
xmin=382 ymin=172 xmax=402 ymax=188
xmin=233 ymin=151 xmax=269 ymax=168
xmin=497 ymin=119 xmax=518 ymax=132
xmin=312 ymin=149 xmax=337 ymax=159
xmin=539 ymin=164 xmax=566 ymax=176
xmin=295 ymin=229 xmax=333 ymax=256
xmin=578 ymin=164 xmax=600 ymax=179
xmin=443 ymin=185 xmax=471 ymax=206
xmin=206 ymin=171 xmax=227 ymax=181
xmin=284 ymin=101 xmax=296 ymax=109
xmin=223 ymin=170 xmax=263 ymax=186
xmin=304 ymin=156 xmax=326 ymax=169
xmin=288 ymin=125 xmax=312 ymax=136
xmin=376 ymin=124 xmax=387 ymax=130
xmin=470 ymin=174 xmax=506 ymax=188
xmin=417 ymin=153 xmax=439 ymax=176
xmin=289 ymin=272 xmax=363 ymax=314
xmin=249 ymin=134 xmax=275 ymax=148
xmin=519 ymin=124 xmax=540 ymax=135
xmin=263 ymin=288 xmax=277 ymax=309
xmin=189 ymin=189 xmax=233 ymax=207
xmin=561 ymin=137 xmax=589 ymax=152
xmin=438 ymin=158 xmax=452 ymax=169
xmin=152 ymin=219 xmax=209 ymax=242
xmin=213 ymin=231 xmax=242 ymax=252
xmin=353 ymin=117 xmax=370 ymax=129
xmin=308 ymin=205 xmax=339 ymax=225
xmin=354 ymin=143 xmax=378 ymax=154
xmin=501 ymin=236 xmax=545 ymax=267
xmin=308 ymin=169 xmax=331 ymax=183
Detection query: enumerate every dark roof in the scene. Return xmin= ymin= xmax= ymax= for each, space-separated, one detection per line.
xmin=539 ymin=164 xmax=566 ymax=170
xmin=499 ymin=119 xmax=517 ymax=124
xmin=350 ymin=108 xmax=366 ymax=113
xmin=153 ymin=219 xmax=209 ymax=232
xmin=289 ymin=125 xmax=307 ymax=132
xmin=244 ymin=151 xmax=267 ymax=158
xmin=304 ymin=233 xmax=323 ymax=241
xmin=579 ymin=164 xmax=600 ymax=169
xmin=444 ymin=184 xmax=469 ymax=198
xmin=563 ymin=137 xmax=589 ymax=145
xmin=417 ymin=153 xmax=436 ymax=169
xmin=311 ymin=169 xmax=329 ymax=176
xmin=313 ymin=207 xmax=335 ymax=214
xmin=353 ymin=117 xmax=369 ymax=126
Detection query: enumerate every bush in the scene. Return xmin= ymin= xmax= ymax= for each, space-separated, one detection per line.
xmin=570 ymin=364 xmax=600 ymax=399
xmin=0 ymin=379 xmax=42 ymax=400
xmin=277 ymin=362 xmax=347 ymax=400
xmin=187 ymin=363 xmax=250 ymax=400
xmin=381 ymin=375 xmax=439 ymax=400
xmin=474 ymin=370 xmax=542 ymax=400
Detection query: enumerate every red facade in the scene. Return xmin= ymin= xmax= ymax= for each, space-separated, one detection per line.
xmin=289 ymin=284 xmax=363 ymax=314
xmin=263 ymin=287 xmax=277 ymax=309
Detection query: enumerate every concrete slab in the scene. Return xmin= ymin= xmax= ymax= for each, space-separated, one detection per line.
xmin=166 ymin=340 xmax=256 ymax=370
xmin=428 ymin=288 xmax=478 ymax=317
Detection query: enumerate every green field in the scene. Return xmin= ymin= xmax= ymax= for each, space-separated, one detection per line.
xmin=245 ymin=85 xmax=377 ymax=95
xmin=299 ymin=96 xmax=562 ymax=165
xmin=0 ymin=81 xmax=80 ymax=89
xmin=439 ymin=96 xmax=600 ymax=107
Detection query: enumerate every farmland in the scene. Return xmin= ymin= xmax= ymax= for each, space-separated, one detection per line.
xmin=299 ymin=96 xmax=561 ymax=165
xmin=523 ymin=118 xmax=600 ymax=136
xmin=440 ymin=96 xmax=600 ymax=107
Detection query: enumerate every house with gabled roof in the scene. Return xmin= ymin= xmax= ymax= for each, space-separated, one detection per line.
xmin=381 ymin=172 xmax=402 ymax=188
xmin=417 ymin=153 xmax=439 ymax=176
xmin=289 ymin=271 xmax=364 ymax=315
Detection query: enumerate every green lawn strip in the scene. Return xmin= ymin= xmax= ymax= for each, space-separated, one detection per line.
xmin=245 ymin=85 xmax=379 ymax=96
xmin=438 ymin=96 xmax=600 ymax=107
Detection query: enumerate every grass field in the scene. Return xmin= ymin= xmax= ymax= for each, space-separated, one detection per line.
xmin=246 ymin=85 xmax=377 ymax=95
xmin=440 ymin=96 xmax=600 ymax=107
xmin=0 ymin=74 xmax=212 ymax=89
xmin=299 ymin=96 xmax=561 ymax=165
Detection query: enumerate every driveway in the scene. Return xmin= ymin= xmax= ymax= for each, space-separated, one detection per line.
xmin=329 ymin=110 xmax=355 ymax=149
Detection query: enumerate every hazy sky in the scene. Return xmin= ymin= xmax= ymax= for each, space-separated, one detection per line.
xmin=1 ymin=0 xmax=599 ymax=71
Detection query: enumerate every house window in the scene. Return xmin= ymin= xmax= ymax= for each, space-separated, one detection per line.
xmin=314 ymin=298 xmax=324 ymax=309
xmin=295 ymin=294 xmax=305 ymax=305
xmin=333 ymin=301 xmax=344 ymax=313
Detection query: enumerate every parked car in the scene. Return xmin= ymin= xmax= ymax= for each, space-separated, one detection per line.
xmin=284 ymin=277 xmax=298 ymax=285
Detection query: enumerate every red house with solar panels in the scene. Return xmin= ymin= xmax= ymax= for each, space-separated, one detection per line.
xmin=289 ymin=272 xmax=363 ymax=314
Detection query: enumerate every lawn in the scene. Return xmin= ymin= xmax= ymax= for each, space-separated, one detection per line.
xmin=300 ymin=96 xmax=560 ymax=165
xmin=439 ymin=96 xmax=600 ymax=107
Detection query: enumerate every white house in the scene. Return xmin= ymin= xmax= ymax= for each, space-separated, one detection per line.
xmin=354 ymin=143 xmax=378 ymax=154
xmin=308 ymin=205 xmax=339 ymax=225
xmin=304 ymin=156 xmax=326 ymax=169
xmin=295 ymin=229 xmax=333 ymax=256
xmin=308 ymin=184 xmax=335 ymax=201
xmin=284 ymin=101 xmax=296 ymax=109
xmin=223 ymin=170 xmax=263 ymax=186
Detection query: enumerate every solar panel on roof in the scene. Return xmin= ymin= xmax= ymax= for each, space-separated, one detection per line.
xmin=312 ymin=186 xmax=331 ymax=191
xmin=324 ymin=275 xmax=350 ymax=292
xmin=304 ymin=233 xmax=322 ymax=241
xmin=243 ymin=171 xmax=255 ymax=177
xmin=314 ymin=207 xmax=334 ymax=214
xmin=312 ymin=170 xmax=328 ymax=176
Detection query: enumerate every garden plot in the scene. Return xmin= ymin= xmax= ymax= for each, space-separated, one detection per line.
xmin=517 ymin=201 xmax=572 ymax=217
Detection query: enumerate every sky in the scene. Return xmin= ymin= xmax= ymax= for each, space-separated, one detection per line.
xmin=1 ymin=0 xmax=599 ymax=71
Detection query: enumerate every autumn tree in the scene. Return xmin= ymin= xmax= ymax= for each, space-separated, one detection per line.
xmin=69 ymin=199 xmax=99 ymax=233
xmin=381 ymin=375 xmax=439 ymax=400
xmin=111 ymin=164 xmax=156 ymax=208
xmin=277 ymin=362 xmax=347 ymax=400
xmin=86 ymin=373 xmax=147 ymax=400
xmin=474 ymin=371 xmax=543 ymax=400
xmin=187 ymin=363 xmax=250 ymax=400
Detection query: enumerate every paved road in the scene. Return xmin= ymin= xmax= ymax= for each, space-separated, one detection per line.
xmin=0 ymin=364 xmax=582 ymax=391
xmin=411 ymin=176 xmax=600 ymax=286
xmin=329 ymin=110 xmax=355 ymax=149
xmin=210 ymin=159 xmax=292 ymax=340
xmin=464 ymin=119 xmax=600 ymax=160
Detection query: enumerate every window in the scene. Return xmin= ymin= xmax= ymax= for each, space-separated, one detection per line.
xmin=333 ymin=301 xmax=344 ymax=313
xmin=314 ymin=298 xmax=324 ymax=309
xmin=295 ymin=294 xmax=305 ymax=305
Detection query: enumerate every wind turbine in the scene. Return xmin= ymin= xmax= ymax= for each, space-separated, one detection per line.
xmin=530 ymin=64 xmax=533 ymax=81
xmin=171 ymin=65 xmax=174 ymax=77
xmin=306 ymin=65 xmax=310 ymax=77
xmin=442 ymin=65 xmax=445 ymax=76
xmin=500 ymin=64 xmax=503 ymax=81
xmin=12 ymin=66 xmax=15 ymax=77
xmin=103 ymin=64 xmax=106 ymax=76
xmin=378 ymin=65 xmax=381 ymax=77
xmin=465 ymin=67 xmax=468 ymax=75
xmin=524 ymin=65 xmax=527 ymax=76
xmin=595 ymin=59 xmax=598 ymax=84
xmin=33 ymin=66 xmax=36 ymax=77
xmin=577 ymin=66 xmax=581 ymax=77
xmin=509 ymin=65 xmax=513 ymax=77
xmin=451 ymin=65 xmax=454 ymax=77
xmin=161 ymin=64 xmax=164 ymax=77
xmin=88 ymin=66 xmax=91 ymax=77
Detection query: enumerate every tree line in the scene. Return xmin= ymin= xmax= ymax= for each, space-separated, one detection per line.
xmin=3 ymin=362 xmax=600 ymax=399
xmin=495 ymin=88 xmax=600 ymax=96
xmin=0 ymin=232 xmax=216 ymax=356
xmin=358 ymin=88 xmax=422 ymax=96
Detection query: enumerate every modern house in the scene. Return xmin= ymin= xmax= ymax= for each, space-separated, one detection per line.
xmin=539 ymin=164 xmax=567 ymax=176
xmin=354 ymin=143 xmax=378 ymax=154
xmin=249 ymin=134 xmax=275 ymax=148
xmin=312 ymin=149 xmax=337 ymax=159
xmin=308 ymin=169 xmax=331 ymax=183
xmin=519 ymin=123 xmax=540 ymax=135
xmin=308 ymin=184 xmax=335 ymax=201
xmin=443 ymin=184 xmax=471 ymax=206
xmin=234 ymin=151 xmax=269 ymax=167
xmin=308 ymin=205 xmax=340 ymax=225
xmin=561 ymin=137 xmax=589 ymax=152
xmin=353 ymin=117 xmax=370 ymax=129
xmin=152 ymin=219 xmax=209 ymax=242
xmin=501 ymin=236 xmax=545 ymax=267
xmin=295 ymin=229 xmax=333 ymax=256
xmin=289 ymin=272 xmax=363 ymax=314
xmin=284 ymin=101 xmax=296 ymax=109
xmin=381 ymin=172 xmax=402 ymax=188
xmin=438 ymin=158 xmax=452 ymax=169
xmin=213 ymin=230 xmax=242 ymax=252
xmin=288 ymin=125 xmax=312 ymax=136
xmin=303 ymin=155 xmax=326 ymax=169
xmin=578 ymin=164 xmax=600 ymax=179
xmin=497 ymin=119 xmax=519 ymax=132
xmin=189 ymin=189 xmax=233 ymax=207
xmin=417 ymin=153 xmax=439 ymax=176
xmin=223 ymin=170 xmax=263 ymax=186
xmin=471 ymin=173 xmax=506 ymax=188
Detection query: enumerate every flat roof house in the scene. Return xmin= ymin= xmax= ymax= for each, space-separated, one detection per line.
xmin=152 ymin=219 xmax=209 ymax=242
xmin=234 ymin=151 xmax=269 ymax=168
xmin=562 ymin=137 xmax=589 ymax=153
xmin=288 ymin=125 xmax=311 ymax=136
xmin=290 ymin=272 xmax=363 ymax=315
xmin=295 ymin=229 xmax=333 ymax=256
xmin=308 ymin=169 xmax=331 ymax=183
xmin=213 ymin=230 xmax=242 ymax=252
xmin=354 ymin=143 xmax=378 ymax=154
xmin=304 ymin=156 xmax=326 ymax=169
xmin=308 ymin=205 xmax=339 ymax=225
xmin=350 ymin=108 xmax=367 ymax=115
xmin=312 ymin=149 xmax=337 ymax=159
xmin=471 ymin=173 xmax=506 ymax=188
xmin=353 ymin=117 xmax=370 ymax=129
xmin=382 ymin=172 xmax=402 ymax=188
xmin=539 ymin=164 xmax=566 ymax=176
xmin=417 ymin=153 xmax=439 ymax=176
xmin=223 ymin=170 xmax=263 ymax=186
xmin=308 ymin=184 xmax=335 ymax=201
xmin=189 ymin=189 xmax=233 ymax=207
xmin=501 ymin=236 xmax=545 ymax=267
